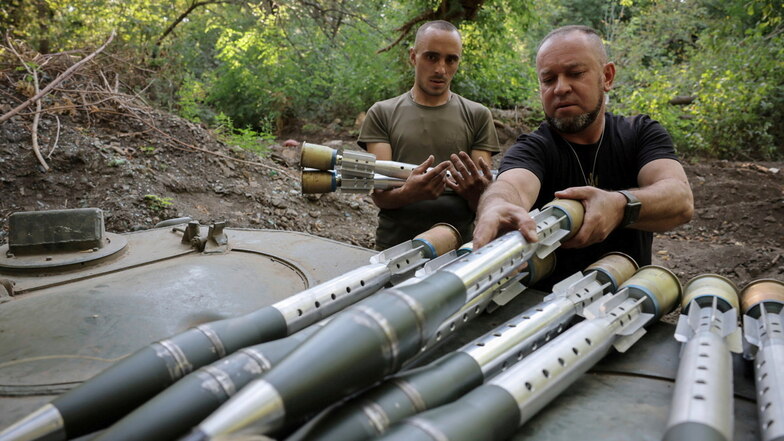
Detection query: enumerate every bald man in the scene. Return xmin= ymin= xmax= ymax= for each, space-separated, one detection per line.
xmin=473 ymin=25 xmax=693 ymax=285
xmin=358 ymin=20 xmax=500 ymax=250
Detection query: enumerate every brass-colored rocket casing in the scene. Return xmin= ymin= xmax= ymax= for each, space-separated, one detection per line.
xmin=621 ymin=265 xmax=682 ymax=320
xmin=543 ymin=198 xmax=584 ymax=240
xmin=525 ymin=252 xmax=556 ymax=285
xmin=414 ymin=223 xmax=462 ymax=258
xmin=682 ymin=274 xmax=739 ymax=312
xmin=300 ymin=142 xmax=336 ymax=170
xmin=586 ymin=252 xmax=638 ymax=291
xmin=301 ymin=170 xmax=335 ymax=194
xmin=740 ymin=278 xmax=784 ymax=315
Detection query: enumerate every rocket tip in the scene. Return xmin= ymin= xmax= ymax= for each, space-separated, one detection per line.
xmin=0 ymin=404 xmax=64 ymax=441
xmin=178 ymin=429 xmax=210 ymax=441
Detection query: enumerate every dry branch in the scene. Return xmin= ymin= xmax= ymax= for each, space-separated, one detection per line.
xmin=47 ymin=115 xmax=61 ymax=159
xmin=0 ymin=31 xmax=115 ymax=124
xmin=0 ymin=30 xmax=293 ymax=182
xmin=6 ymin=34 xmax=49 ymax=170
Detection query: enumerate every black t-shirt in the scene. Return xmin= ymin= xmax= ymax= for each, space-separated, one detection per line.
xmin=500 ymin=112 xmax=678 ymax=286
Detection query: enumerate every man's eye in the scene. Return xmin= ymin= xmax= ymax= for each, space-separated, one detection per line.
xmin=570 ymin=71 xmax=584 ymax=77
xmin=427 ymin=54 xmax=438 ymax=61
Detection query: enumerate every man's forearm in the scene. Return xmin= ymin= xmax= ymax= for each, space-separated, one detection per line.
xmin=629 ymin=178 xmax=693 ymax=232
xmin=371 ymin=188 xmax=419 ymax=210
xmin=478 ymin=179 xmax=532 ymax=214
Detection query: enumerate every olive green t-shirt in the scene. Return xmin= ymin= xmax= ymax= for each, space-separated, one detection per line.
xmin=357 ymin=92 xmax=500 ymax=249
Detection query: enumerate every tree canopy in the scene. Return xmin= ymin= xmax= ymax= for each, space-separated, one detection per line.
xmin=2 ymin=0 xmax=782 ymax=158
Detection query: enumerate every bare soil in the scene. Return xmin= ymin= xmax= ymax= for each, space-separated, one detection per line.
xmin=1 ymin=88 xmax=783 ymax=300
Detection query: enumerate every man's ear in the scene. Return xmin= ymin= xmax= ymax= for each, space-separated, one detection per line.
xmin=409 ymin=47 xmax=416 ymax=66
xmin=603 ymin=62 xmax=616 ymax=92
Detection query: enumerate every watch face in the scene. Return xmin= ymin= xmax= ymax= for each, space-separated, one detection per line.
xmin=626 ymin=201 xmax=641 ymax=226
xmin=619 ymin=191 xmax=641 ymax=227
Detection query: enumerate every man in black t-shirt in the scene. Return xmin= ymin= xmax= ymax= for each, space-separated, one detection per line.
xmin=473 ymin=25 xmax=694 ymax=284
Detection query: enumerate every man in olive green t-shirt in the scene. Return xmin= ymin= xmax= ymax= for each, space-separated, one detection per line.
xmin=357 ymin=20 xmax=500 ymax=249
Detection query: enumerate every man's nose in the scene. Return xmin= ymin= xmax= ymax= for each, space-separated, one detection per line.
xmin=435 ymin=59 xmax=446 ymax=74
xmin=554 ymin=75 xmax=571 ymax=95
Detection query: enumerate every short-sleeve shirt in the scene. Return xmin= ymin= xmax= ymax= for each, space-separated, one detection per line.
xmin=358 ymin=92 xmax=500 ymax=249
xmin=500 ymin=112 xmax=678 ymax=285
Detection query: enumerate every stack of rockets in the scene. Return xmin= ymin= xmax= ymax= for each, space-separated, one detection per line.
xmin=1 ymin=144 xmax=782 ymax=441
xmin=298 ymin=142 xmax=496 ymax=194
xmin=299 ymin=142 xmax=419 ymax=194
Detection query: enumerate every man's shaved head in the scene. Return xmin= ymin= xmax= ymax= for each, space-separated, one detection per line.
xmin=537 ymin=25 xmax=607 ymax=64
xmin=414 ymin=20 xmax=461 ymax=49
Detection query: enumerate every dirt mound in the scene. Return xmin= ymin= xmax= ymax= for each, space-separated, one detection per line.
xmin=0 ymin=110 xmax=377 ymax=247
xmin=653 ymin=160 xmax=784 ymax=286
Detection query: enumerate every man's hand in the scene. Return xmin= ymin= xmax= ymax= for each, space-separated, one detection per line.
xmin=472 ymin=199 xmax=538 ymax=250
xmin=472 ymin=169 xmax=541 ymax=249
xmin=554 ymin=186 xmax=625 ymax=248
xmin=445 ymin=151 xmax=493 ymax=211
xmin=370 ymin=155 xmax=451 ymax=209
xmin=402 ymin=155 xmax=451 ymax=200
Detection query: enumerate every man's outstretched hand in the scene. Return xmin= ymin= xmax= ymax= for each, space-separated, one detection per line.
xmin=446 ymin=151 xmax=493 ymax=211
xmin=402 ymin=155 xmax=451 ymax=201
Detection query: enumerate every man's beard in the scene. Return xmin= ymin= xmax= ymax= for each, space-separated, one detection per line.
xmin=546 ymin=92 xmax=603 ymax=134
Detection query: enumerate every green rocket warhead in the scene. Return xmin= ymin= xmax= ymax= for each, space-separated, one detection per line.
xmin=180 ymin=198 xmax=584 ymax=441
xmin=663 ymin=274 xmax=742 ymax=441
xmin=740 ymin=279 xmax=784 ymax=441
xmin=285 ymin=252 xmax=637 ymax=441
xmin=93 ymin=323 xmax=325 ymax=441
xmin=0 ymin=225 xmax=461 ymax=441
xmin=376 ymin=265 xmax=681 ymax=441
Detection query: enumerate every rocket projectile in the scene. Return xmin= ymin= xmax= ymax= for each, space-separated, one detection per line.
xmin=740 ymin=279 xmax=784 ymax=441
xmin=376 ymin=265 xmax=681 ymax=441
xmin=300 ymin=142 xmax=426 ymax=180
xmin=0 ymin=226 xmax=460 ymax=441
xmin=663 ymin=274 xmax=741 ymax=441
xmin=299 ymin=142 xmax=495 ymax=186
xmin=301 ymin=170 xmax=405 ymax=194
xmin=664 ymin=274 xmax=741 ymax=441
xmin=180 ymin=199 xmax=584 ymax=440
xmin=93 ymin=322 xmax=325 ymax=441
xmin=286 ymin=253 xmax=637 ymax=441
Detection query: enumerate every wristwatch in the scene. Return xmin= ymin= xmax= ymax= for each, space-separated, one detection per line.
xmin=617 ymin=190 xmax=642 ymax=228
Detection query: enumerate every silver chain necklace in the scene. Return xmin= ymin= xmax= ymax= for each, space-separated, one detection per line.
xmin=564 ymin=123 xmax=605 ymax=187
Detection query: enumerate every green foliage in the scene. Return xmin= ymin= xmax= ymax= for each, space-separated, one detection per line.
xmin=611 ymin=0 xmax=783 ymax=159
xmin=144 ymin=194 xmax=173 ymax=212
xmin=3 ymin=0 xmax=781 ymax=159
xmin=201 ymin=3 xmax=409 ymax=129
xmin=107 ymin=157 xmax=127 ymax=167
xmin=176 ymin=75 xmax=209 ymax=124
xmin=214 ymin=112 xmax=274 ymax=156
xmin=452 ymin=0 xmax=539 ymax=111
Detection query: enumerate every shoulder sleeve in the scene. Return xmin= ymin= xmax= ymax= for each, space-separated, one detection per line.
xmin=357 ymin=103 xmax=390 ymax=150
xmin=633 ymin=115 xmax=679 ymax=167
xmin=470 ymin=106 xmax=501 ymax=154
xmin=499 ymin=131 xmax=548 ymax=183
